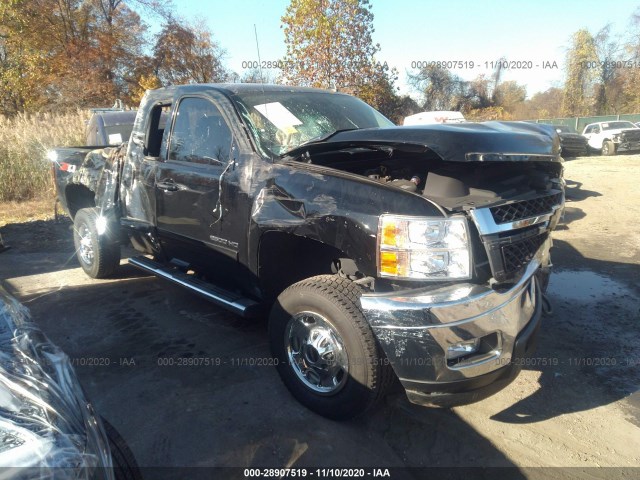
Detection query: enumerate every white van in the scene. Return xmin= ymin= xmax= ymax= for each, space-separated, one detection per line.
xmin=403 ymin=111 xmax=466 ymax=125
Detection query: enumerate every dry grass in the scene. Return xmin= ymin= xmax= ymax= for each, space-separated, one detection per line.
xmin=0 ymin=110 xmax=89 ymax=203
xmin=0 ymin=197 xmax=57 ymax=227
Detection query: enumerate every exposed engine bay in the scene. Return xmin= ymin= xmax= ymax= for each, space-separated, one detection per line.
xmin=300 ymin=146 xmax=564 ymax=213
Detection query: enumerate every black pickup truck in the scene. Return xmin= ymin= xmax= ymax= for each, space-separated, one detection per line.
xmin=51 ymin=84 xmax=564 ymax=419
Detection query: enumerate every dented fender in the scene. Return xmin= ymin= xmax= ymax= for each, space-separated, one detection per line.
xmin=248 ymin=161 xmax=445 ymax=277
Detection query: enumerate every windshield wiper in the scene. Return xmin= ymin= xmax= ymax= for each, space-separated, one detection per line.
xmin=282 ymin=128 xmax=359 ymax=155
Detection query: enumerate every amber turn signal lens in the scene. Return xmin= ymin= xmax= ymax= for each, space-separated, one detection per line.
xmin=380 ymin=251 xmax=398 ymax=275
xmin=381 ymin=222 xmax=399 ymax=247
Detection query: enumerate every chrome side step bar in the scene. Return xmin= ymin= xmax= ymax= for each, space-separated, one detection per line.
xmin=128 ymin=256 xmax=261 ymax=318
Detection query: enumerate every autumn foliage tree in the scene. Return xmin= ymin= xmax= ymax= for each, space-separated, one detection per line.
xmin=0 ymin=0 xmax=155 ymax=113
xmin=281 ymin=0 xmax=381 ymax=91
xmin=152 ymin=20 xmax=229 ymax=86
xmin=561 ymin=29 xmax=599 ymax=116
xmin=0 ymin=0 xmax=229 ymax=115
xmin=280 ymin=0 xmax=415 ymax=122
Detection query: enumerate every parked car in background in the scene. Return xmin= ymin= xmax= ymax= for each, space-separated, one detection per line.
xmin=554 ymin=125 xmax=589 ymax=157
xmin=581 ymin=120 xmax=640 ymax=156
xmin=86 ymin=110 xmax=137 ymax=146
xmin=403 ymin=110 xmax=466 ymax=125
xmin=0 ymin=285 xmax=141 ymax=479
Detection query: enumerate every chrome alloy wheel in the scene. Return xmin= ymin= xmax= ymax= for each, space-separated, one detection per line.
xmin=285 ymin=311 xmax=349 ymax=395
xmin=77 ymin=224 xmax=94 ymax=265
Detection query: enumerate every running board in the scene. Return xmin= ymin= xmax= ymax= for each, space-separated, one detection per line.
xmin=128 ymin=256 xmax=261 ymax=318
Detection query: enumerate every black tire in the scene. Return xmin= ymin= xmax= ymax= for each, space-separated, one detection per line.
xmin=269 ymin=275 xmax=394 ymax=420
xmin=73 ymin=207 xmax=120 ymax=278
xmin=602 ymin=140 xmax=616 ymax=156
xmin=102 ymin=417 xmax=143 ymax=480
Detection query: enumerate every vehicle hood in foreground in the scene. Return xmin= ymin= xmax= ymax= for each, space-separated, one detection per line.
xmin=282 ymin=121 xmax=561 ymax=162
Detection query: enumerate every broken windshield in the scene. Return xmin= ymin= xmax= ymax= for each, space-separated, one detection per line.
xmin=231 ymin=90 xmax=394 ymax=157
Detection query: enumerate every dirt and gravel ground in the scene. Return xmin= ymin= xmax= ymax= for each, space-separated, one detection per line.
xmin=0 ymin=154 xmax=638 ymax=479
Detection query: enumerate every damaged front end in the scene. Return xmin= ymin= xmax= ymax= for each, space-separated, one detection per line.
xmin=282 ymin=121 xmax=564 ymax=406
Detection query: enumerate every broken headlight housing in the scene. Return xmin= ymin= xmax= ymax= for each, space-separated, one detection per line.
xmin=377 ymin=215 xmax=471 ymax=280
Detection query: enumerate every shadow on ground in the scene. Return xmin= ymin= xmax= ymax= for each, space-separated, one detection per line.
xmin=1 ymin=264 xmax=529 ymax=475
xmin=492 ymin=241 xmax=640 ymax=426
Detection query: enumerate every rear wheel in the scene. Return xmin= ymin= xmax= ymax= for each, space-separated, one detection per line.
xmin=602 ymin=140 xmax=616 ymax=156
xmin=269 ymin=275 xmax=394 ymax=420
xmin=73 ymin=207 xmax=120 ymax=278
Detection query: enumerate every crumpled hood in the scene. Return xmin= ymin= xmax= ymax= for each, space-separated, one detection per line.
xmin=283 ymin=121 xmax=561 ymax=162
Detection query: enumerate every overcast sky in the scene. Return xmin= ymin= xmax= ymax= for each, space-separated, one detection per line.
xmin=169 ymin=0 xmax=640 ymax=99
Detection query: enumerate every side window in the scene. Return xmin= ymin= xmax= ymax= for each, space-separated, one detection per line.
xmin=584 ymin=126 xmax=592 ymax=135
xmin=594 ymin=125 xmax=601 ymax=134
xmin=145 ymin=104 xmax=171 ymax=157
xmin=167 ymin=97 xmax=235 ymax=165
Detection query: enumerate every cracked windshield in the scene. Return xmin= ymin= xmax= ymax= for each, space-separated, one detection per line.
xmin=233 ymin=91 xmax=393 ymax=156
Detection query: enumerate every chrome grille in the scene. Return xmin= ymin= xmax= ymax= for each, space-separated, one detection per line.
xmin=490 ymin=192 xmax=563 ymax=224
xmin=502 ymin=233 xmax=548 ymax=274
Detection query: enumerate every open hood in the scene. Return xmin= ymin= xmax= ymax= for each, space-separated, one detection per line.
xmin=282 ymin=121 xmax=561 ymax=163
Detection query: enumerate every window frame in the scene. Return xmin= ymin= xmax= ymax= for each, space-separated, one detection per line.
xmin=164 ymin=94 xmax=237 ymax=166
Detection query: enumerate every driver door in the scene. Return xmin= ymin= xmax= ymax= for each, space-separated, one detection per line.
xmin=155 ymin=96 xmax=238 ymax=262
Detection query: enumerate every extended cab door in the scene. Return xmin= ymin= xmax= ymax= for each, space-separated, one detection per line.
xmin=155 ymin=95 xmax=241 ymax=263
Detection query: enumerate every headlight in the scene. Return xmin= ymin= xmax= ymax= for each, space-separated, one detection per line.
xmin=378 ymin=215 xmax=472 ymax=280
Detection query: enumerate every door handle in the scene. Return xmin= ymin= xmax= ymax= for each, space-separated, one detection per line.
xmin=157 ymin=180 xmax=178 ymax=192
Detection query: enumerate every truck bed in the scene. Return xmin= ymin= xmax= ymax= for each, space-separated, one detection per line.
xmin=50 ymin=146 xmax=105 ymax=217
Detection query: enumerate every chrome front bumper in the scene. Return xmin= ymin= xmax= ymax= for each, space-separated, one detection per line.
xmin=360 ymin=239 xmax=550 ymax=405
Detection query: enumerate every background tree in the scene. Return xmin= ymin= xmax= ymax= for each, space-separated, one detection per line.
xmin=492 ymin=80 xmax=527 ymax=115
xmin=281 ymin=0 xmax=380 ymax=91
xmin=358 ymin=64 xmax=418 ymax=123
xmin=407 ymin=65 xmax=469 ymax=111
xmin=515 ymin=87 xmax=564 ymax=119
xmin=407 ymin=60 xmax=526 ymax=121
xmin=618 ymin=8 xmax=640 ymax=112
xmin=0 ymin=0 xmax=166 ymax=113
xmin=239 ymin=67 xmax=278 ymax=84
xmin=592 ymin=25 xmax=622 ymax=114
xmin=562 ymin=29 xmax=598 ymax=116
xmin=152 ymin=19 xmax=228 ymax=85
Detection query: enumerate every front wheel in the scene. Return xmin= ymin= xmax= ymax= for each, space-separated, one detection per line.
xmin=269 ymin=275 xmax=394 ymax=420
xmin=101 ymin=417 xmax=143 ymax=480
xmin=73 ymin=207 xmax=120 ymax=278
xmin=602 ymin=140 xmax=616 ymax=156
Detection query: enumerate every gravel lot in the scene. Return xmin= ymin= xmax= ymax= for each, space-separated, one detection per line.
xmin=0 ymin=154 xmax=638 ymax=479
